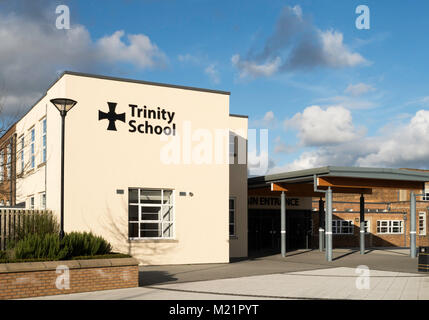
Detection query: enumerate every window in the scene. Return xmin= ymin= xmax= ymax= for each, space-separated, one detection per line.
xmin=377 ymin=220 xmax=404 ymax=234
xmin=229 ymin=197 xmax=236 ymax=236
xmin=364 ymin=220 xmax=370 ymax=234
xmin=41 ymin=118 xmax=47 ymax=163
xmin=29 ymin=196 xmax=35 ymax=209
xmin=30 ymin=128 xmax=35 ymax=169
xmin=128 ymin=188 xmax=174 ymax=239
xmin=229 ymin=133 xmax=237 ymax=164
xmin=332 ymin=220 xmax=354 ymax=234
xmin=6 ymin=143 xmax=11 ymax=180
xmin=419 ymin=212 xmax=427 ymax=236
xmin=0 ymin=150 xmax=3 ymax=183
xmin=423 ymin=187 xmax=429 ymax=201
xmin=20 ymin=136 xmax=24 ymax=173
xmin=40 ymin=192 xmax=46 ymax=209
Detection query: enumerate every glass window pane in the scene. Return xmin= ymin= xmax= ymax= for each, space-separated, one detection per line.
xmin=229 ymin=224 xmax=235 ymax=235
xmin=128 ymin=205 xmax=138 ymax=221
xmin=163 ymin=223 xmax=173 ymax=237
xmin=163 ymin=190 xmax=173 ymax=204
xmin=129 ymin=223 xmax=138 ymax=238
xmin=229 ymin=211 xmax=234 ymax=222
xmin=140 ymin=189 xmax=161 ymax=204
xmin=162 ymin=206 xmax=173 ymax=221
xmin=141 ymin=230 xmax=159 ymax=237
xmin=229 ymin=199 xmax=234 ymax=209
xmin=129 ymin=189 xmax=138 ymax=203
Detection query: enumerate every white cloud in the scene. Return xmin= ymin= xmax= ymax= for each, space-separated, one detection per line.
xmin=345 ymin=83 xmax=375 ymax=96
xmin=318 ymin=30 xmax=366 ymax=68
xmin=357 ymin=110 xmax=429 ymax=167
xmin=0 ymin=11 xmax=167 ymax=116
xmin=231 ymin=6 xmax=366 ymax=79
xmin=231 ymin=55 xmax=281 ymax=78
xmin=204 ymin=64 xmax=220 ymax=84
xmin=97 ymin=30 xmax=167 ymax=69
xmin=285 ymin=105 xmax=362 ymax=146
xmin=270 ymin=109 xmax=429 ymax=173
xmin=251 ymin=110 xmax=277 ymax=128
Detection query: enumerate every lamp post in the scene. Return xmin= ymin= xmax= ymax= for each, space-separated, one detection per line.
xmin=50 ymin=98 xmax=77 ymax=240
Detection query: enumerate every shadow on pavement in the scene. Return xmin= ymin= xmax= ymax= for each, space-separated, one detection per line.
xmin=139 ymin=271 xmax=178 ymax=286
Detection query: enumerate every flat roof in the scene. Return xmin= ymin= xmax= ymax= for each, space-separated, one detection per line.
xmin=62 ymin=71 xmax=231 ymax=95
xmin=248 ymin=166 xmax=429 ymax=187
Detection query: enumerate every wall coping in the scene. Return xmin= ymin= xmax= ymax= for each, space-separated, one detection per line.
xmin=0 ymin=257 xmax=139 ymax=273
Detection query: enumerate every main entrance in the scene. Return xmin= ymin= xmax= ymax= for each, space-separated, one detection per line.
xmin=248 ymin=209 xmax=312 ymax=253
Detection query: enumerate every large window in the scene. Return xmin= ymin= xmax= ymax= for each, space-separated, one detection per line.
xmin=229 ymin=197 xmax=236 ymax=236
xmin=30 ymin=128 xmax=35 ymax=169
xmin=377 ymin=220 xmax=403 ymax=234
xmin=332 ymin=220 xmax=354 ymax=234
xmin=128 ymin=188 xmax=174 ymax=239
xmin=419 ymin=212 xmax=427 ymax=236
xmin=41 ymin=118 xmax=47 ymax=163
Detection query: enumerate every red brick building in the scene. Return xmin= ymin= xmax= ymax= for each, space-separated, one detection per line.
xmin=0 ymin=124 xmax=16 ymax=206
xmin=312 ymin=172 xmax=429 ymax=248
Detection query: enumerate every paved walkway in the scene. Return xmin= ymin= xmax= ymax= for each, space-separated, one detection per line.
xmin=27 ymin=249 xmax=429 ymax=300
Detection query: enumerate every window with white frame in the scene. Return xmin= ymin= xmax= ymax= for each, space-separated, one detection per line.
xmin=19 ymin=136 xmax=24 ymax=174
xmin=41 ymin=118 xmax=47 ymax=163
xmin=377 ymin=220 xmax=404 ymax=234
xmin=128 ymin=188 xmax=174 ymax=239
xmin=423 ymin=185 xmax=429 ymax=201
xmin=229 ymin=197 xmax=236 ymax=236
xmin=40 ymin=192 xmax=46 ymax=209
xmin=30 ymin=128 xmax=35 ymax=169
xmin=364 ymin=220 xmax=370 ymax=234
xmin=229 ymin=133 xmax=237 ymax=164
xmin=6 ymin=143 xmax=11 ymax=180
xmin=419 ymin=212 xmax=426 ymax=236
xmin=29 ymin=196 xmax=35 ymax=209
xmin=0 ymin=149 xmax=3 ymax=183
xmin=332 ymin=220 xmax=354 ymax=234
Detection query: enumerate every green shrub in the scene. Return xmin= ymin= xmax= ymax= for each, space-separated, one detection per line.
xmin=8 ymin=211 xmax=59 ymax=249
xmin=0 ymin=250 xmax=6 ymax=260
xmin=12 ymin=231 xmax=112 ymax=261
xmin=62 ymin=232 xmax=112 ymax=259
xmin=14 ymin=233 xmax=68 ymax=261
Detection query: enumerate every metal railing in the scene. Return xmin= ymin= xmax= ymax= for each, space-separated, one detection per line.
xmin=0 ymin=209 xmax=52 ymax=250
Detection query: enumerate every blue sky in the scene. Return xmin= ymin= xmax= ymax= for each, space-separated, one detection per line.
xmin=1 ymin=0 xmax=429 ymax=173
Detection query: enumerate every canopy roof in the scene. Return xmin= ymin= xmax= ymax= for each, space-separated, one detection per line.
xmin=248 ymin=166 xmax=429 ymax=197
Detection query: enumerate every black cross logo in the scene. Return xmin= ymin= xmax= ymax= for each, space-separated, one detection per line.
xmin=98 ymin=102 xmax=126 ymax=131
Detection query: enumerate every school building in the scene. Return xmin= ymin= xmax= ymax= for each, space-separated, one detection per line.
xmin=1 ymin=71 xmax=429 ymax=265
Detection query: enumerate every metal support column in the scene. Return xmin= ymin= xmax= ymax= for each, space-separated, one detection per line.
xmin=325 ymin=187 xmax=333 ymax=262
xmin=281 ymin=191 xmax=286 ymax=257
xmin=360 ymin=194 xmax=365 ymax=255
xmin=410 ymin=191 xmax=416 ymax=258
xmin=319 ymin=198 xmax=325 ymax=252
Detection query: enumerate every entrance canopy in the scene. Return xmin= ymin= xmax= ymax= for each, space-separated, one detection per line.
xmin=249 ymin=166 xmax=429 ymax=196
xmin=248 ymin=166 xmax=429 ymax=262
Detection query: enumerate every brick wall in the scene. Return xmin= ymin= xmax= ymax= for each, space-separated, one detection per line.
xmin=0 ymin=258 xmax=139 ymax=299
xmin=312 ymin=184 xmax=429 ymax=248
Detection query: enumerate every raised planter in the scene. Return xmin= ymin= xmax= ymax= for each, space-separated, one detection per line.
xmin=0 ymin=257 xmax=139 ymax=299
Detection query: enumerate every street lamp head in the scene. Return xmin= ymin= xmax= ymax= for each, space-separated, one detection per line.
xmin=50 ymin=98 xmax=77 ymax=114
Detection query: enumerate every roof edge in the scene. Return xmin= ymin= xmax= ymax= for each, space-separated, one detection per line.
xmin=62 ymin=71 xmax=231 ymax=95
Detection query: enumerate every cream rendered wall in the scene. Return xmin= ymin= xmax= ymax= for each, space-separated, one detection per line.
xmin=14 ymin=78 xmax=66 ymax=209
xmin=228 ymin=115 xmax=248 ymax=258
xmin=48 ymin=74 xmax=232 ymax=265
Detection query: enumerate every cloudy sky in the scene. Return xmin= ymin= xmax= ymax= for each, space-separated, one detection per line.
xmin=1 ymin=0 xmax=429 ymax=173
